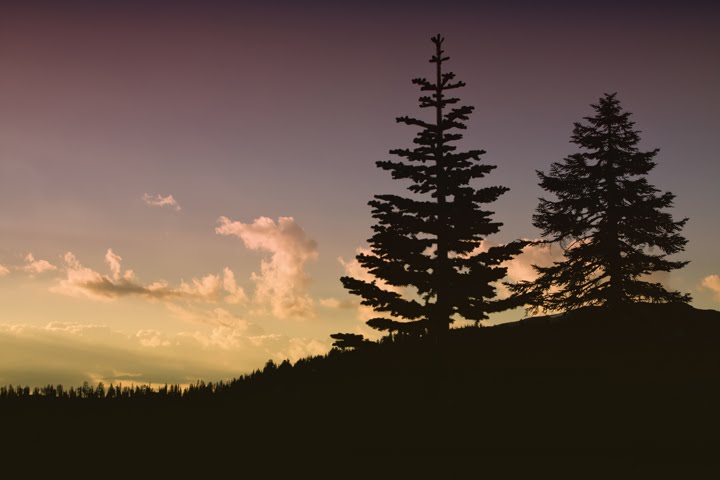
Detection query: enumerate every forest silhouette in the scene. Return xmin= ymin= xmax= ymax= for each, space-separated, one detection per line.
xmin=3 ymin=35 xmax=719 ymax=463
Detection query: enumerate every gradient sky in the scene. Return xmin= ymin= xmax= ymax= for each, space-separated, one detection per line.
xmin=1 ymin=0 xmax=719 ymax=387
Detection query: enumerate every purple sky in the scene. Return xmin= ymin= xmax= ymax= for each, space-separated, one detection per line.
xmin=1 ymin=1 xmax=719 ymax=386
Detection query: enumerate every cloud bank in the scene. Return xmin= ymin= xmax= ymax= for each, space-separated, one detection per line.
xmin=0 ymin=321 xmax=329 ymax=387
xmin=216 ymin=216 xmax=318 ymax=320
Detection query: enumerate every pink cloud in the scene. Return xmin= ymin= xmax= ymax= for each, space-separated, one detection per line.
xmin=52 ymin=249 xmax=245 ymax=305
xmin=702 ymin=275 xmax=720 ymax=301
xmin=216 ymin=216 xmax=318 ymax=320
xmin=142 ymin=193 xmax=181 ymax=211
xmin=20 ymin=253 xmax=57 ymax=274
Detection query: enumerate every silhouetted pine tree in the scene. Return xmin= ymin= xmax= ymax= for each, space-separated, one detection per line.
xmin=341 ymin=35 xmax=524 ymax=341
xmin=509 ymin=93 xmax=690 ymax=312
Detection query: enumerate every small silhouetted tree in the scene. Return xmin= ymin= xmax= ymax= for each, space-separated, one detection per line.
xmin=330 ymin=333 xmax=367 ymax=350
xmin=509 ymin=93 xmax=691 ymax=312
xmin=341 ymin=35 xmax=524 ymax=341
xmin=95 ymin=382 xmax=105 ymax=399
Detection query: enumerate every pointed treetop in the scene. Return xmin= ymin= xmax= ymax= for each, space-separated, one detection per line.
xmin=588 ymin=92 xmax=626 ymax=120
xmin=430 ymin=34 xmax=449 ymax=64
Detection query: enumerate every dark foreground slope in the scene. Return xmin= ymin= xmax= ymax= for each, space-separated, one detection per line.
xmin=3 ymin=303 xmax=720 ymax=463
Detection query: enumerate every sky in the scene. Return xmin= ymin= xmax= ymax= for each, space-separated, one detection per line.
xmin=1 ymin=0 xmax=719 ymax=387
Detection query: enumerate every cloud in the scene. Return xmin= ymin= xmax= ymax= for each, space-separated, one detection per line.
xmin=0 ymin=321 xmax=330 ymax=387
xmin=216 ymin=216 xmax=318 ymax=320
xmin=142 ymin=193 xmax=181 ymax=211
xmin=105 ymin=248 xmax=134 ymax=281
xmin=165 ymin=303 xmax=258 ymax=330
xmin=135 ymin=329 xmax=171 ymax=348
xmin=338 ymin=247 xmax=402 ymax=294
xmin=20 ymin=253 xmax=57 ymax=274
xmin=52 ymin=249 xmax=245 ymax=305
xmin=0 ymin=265 xmax=9 ymax=276
xmin=503 ymin=242 xmax=560 ymax=283
xmin=461 ymin=240 xmax=561 ymax=299
xmin=222 ymin=267 xmax=248 ymax=305
xmin=179 ymin=274 xmax=223 ymax=299
xmin=319 ymin=297 xmax=356 ymax=309
xmin=53 ymin=251 xmax=152 ymax=301
xmin=335 ymin=241 xmax=562 ymax=324
xmin=702 ymin=275 xmax=720 ymax=301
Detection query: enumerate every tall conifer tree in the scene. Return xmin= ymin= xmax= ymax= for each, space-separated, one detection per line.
xmin=341 ymin=35 xmax=524 ymax=340
xmin=510 ymin=93 xmax=690 ymax=312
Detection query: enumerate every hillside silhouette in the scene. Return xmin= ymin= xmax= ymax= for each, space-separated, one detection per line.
xmin=3 ymin=302 xmax=720 ymax=463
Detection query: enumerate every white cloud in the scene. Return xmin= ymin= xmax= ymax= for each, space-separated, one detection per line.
xmin=503 ymin=242 xmax=560 ymax=283
xmin=52 ymin=249 xmax=245 ymax=305
xmin=222 ymin=267 xmax=248 ymax=305
xmin=142 ymin=193 xmax=181 ymax=211
xmin=20 ymin=253 xmax=57 ymax=274
xmin=0 ymin=264 xmax=9 ymax=276
xmin=105 ymin=248 xmax=123 ymax=281
xmin=52 ymin=252 xmax=108 ymax=300
xmin=179 ymin=273 xmax=223 ymax=299
xmin=216 ymin=216 xmax=318 ymax=320
xmin=53 ymin=251 xmax=149 ymax=301
xmin=702 ymin=275 xmax=720 ymax=301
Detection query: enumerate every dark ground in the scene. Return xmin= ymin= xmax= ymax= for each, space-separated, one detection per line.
xmin=2 ymin=303 xmax=720 ymax=471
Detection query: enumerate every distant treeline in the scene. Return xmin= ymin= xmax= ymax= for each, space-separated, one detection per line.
xmin=0 ymin=354 xmax=332 ymax=402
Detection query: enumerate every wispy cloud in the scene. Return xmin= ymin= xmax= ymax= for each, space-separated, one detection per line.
xmin=20 ymin=253 xmax=57 ymax=274
xmin=142 ymin=193 xmax=181 ymax=211
xmin=503 ymin=241 xmax=561 ymax=283
xmin=0 ymin=321 xmax=329 ymax=387
xmin=165 ymin=303 xmax=258 ymax=329
xmin=702 ymin=275 xmax=720 ymax=301
xmin=319 ymin=297 xmax=356 ymax=309
xmin=105 ymin=248 xmax=134 ymax=281
xmin=222 ymin=267 xmax=248 ymax=305
xmin=216 ymin=216 xmax=318 ymax=320
xmin=0 ymin=264 xmax=9 ymax=276
xmin=52 ymin=249 xmax=245 ymax=305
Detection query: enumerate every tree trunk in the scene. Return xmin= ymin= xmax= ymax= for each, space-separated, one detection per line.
xmin=604 ymin=137 xmax=623 ymax=310
xmin=432 ymin=38 xmax=451 ymax=341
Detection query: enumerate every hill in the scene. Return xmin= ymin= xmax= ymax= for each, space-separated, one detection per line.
xmin=3 ymin=302 xmax=720 ymax=464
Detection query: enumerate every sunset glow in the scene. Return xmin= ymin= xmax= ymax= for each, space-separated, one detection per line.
xmin=1 ymin=0 xmax=718 ymax=387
